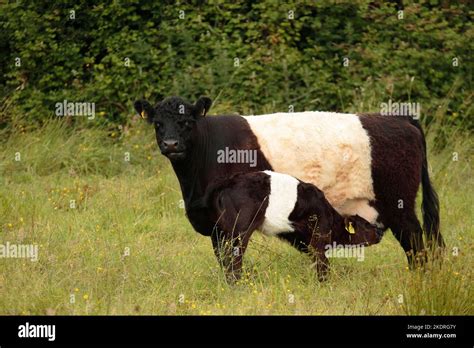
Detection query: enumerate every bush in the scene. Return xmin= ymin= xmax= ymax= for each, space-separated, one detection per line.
xmin=0 ymin=0 xmax=472 ymax=135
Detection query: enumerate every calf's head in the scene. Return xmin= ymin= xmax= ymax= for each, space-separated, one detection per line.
xmin=342 ymin=215 xmax=384 ymax=246
xmin=134 ymin=96 xmax=212 ymax=161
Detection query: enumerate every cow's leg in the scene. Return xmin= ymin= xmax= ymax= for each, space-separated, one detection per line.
xmin=390 ymin=212 xmax=426 ymax=267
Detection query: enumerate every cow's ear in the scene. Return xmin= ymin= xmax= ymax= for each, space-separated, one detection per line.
xmin=194 ymin=96 xmax=212 ymax=118
xmin=134 ymin=100 xmax=155 ymax=124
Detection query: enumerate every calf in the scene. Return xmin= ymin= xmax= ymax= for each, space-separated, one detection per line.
xmin=198 ymin=170 xmax=384 ymax=281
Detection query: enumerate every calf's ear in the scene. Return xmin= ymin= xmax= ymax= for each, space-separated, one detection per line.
xmin=134 ymin=100 xmax=155 ymax=124
xmin=194 ymin=96 xmax=212 ymax=118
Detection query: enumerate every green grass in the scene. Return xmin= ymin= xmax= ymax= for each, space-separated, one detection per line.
xmin=0 ymin=118 xmax=472 ymax=315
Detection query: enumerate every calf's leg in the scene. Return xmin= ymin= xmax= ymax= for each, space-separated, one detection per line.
xmin=211 ymin=227 xmax=253 ymax=283
xmin=283 ymin=225 xmax=331 ymax=282
xmin=210 ymin=206 xmax=261 ymax=283
xmin=312 ymin=244 xmax=330 ymax=282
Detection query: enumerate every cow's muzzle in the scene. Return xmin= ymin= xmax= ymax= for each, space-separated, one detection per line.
xmin=166 ymin=151 xmax=186 ymax=160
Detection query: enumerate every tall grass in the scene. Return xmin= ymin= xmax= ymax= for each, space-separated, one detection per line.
xmin=0 ymin=111 xmax=472 ymax=315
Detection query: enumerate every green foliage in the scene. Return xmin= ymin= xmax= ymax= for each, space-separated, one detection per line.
xmin=0 ymin=0 xmax=472 ymax=132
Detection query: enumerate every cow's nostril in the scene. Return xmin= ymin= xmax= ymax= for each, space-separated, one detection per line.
xmin=163 ymin=139 xmax=179 ymax=151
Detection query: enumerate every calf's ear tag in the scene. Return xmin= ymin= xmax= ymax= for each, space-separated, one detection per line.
xmin=140 ymin=111 xmax=146 ymax=119
xmin=346 ymin=221 xmax=356 ymax=234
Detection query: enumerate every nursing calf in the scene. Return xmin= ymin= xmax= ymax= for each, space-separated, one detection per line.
xmin=199 ymin=170 xmax=384 ymax=281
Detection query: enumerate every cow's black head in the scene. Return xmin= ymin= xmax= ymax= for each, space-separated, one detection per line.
xmin=134 ymin=96 xmax=212 ymax=161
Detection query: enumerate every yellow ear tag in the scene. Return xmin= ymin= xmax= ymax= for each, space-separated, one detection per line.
xmin=140 ymin=111 xmax=146 ymax=119
xmin=346 ymin=221 xmax=356 ymax=234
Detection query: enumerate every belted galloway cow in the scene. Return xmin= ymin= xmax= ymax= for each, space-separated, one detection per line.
xmin=134 ymin=96 xmax=444 ymax=275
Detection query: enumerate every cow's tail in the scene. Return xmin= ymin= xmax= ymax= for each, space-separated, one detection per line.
xmin=408 ymin=118 xmax=444 ymax=248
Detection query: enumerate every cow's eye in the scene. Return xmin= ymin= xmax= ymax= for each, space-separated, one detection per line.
xmin=178 ymin=120 xmax=193 ymax=128
xmin=155 ymin=122 xmax=163 ymax=129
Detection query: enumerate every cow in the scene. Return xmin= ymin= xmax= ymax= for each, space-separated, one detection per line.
xmin=197 ymin=170 xmax=384 ymax=281
xmin=133 ymin=95 xmax=444 ymax=273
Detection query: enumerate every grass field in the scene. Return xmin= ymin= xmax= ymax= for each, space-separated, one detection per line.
xmin=0 ymin=116 xmax=472 ymax=315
